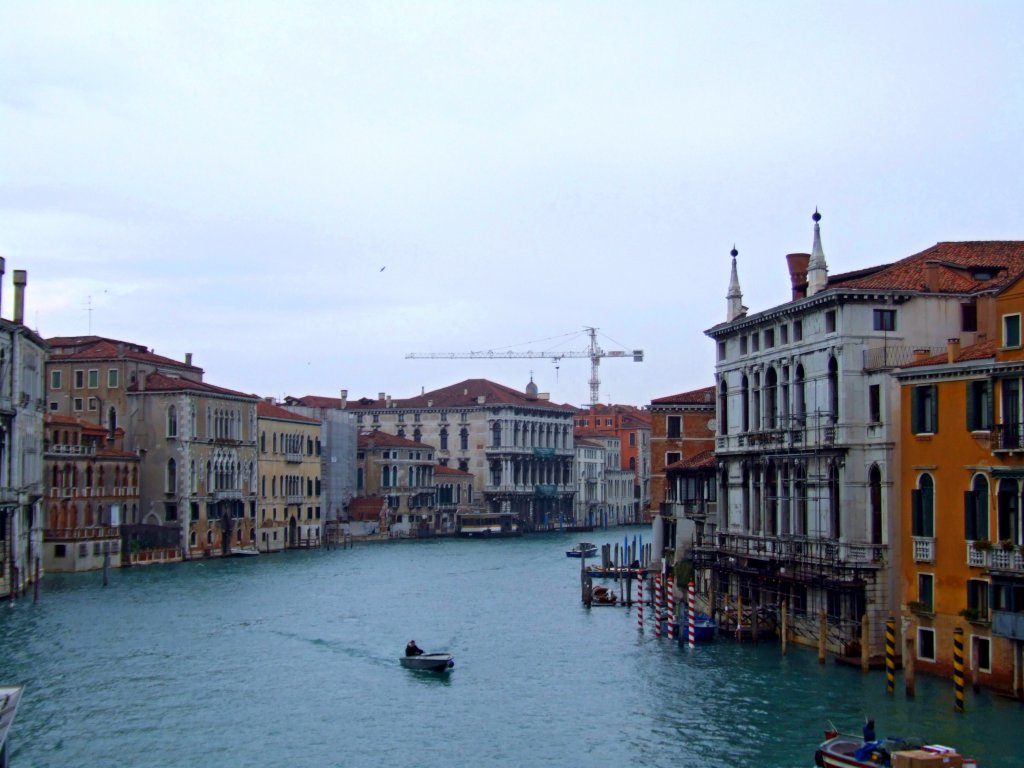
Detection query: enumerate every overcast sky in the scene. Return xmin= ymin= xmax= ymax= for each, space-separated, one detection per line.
xmin=2 ymin=2 xmax=1022 ymax=408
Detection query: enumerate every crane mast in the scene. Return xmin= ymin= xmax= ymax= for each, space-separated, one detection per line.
xmin=406 ymin=327 xmax=643 ymax=406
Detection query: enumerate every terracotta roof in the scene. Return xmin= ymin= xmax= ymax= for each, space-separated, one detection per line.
xmin=573 ymin=428 xmax=619 ymax=440
xmin=829 ymin=241 xmax=1024 ymax=295
xmin=257 ymin=401 xmax=320 ymax=424
xmin=310 ymin=379 xmax=576 ymax=413
xmin=357 ymin=430 xmax=432 ymax=450
xmin=666 ymin=449 xmax=716 ymax=471
xmin=348 ymin=497 xmax=385 ymax=521
xmin=129 ymin=372 xmax=258 ymax=400
xmin=575 ymin=438 xmax=604 ymax=448
xmin=651 ymin=385 xmax=716 ymax=406
xmin=284 ymin=395 xmax=342 ymax=409
xmin=900 ymin=339 xmax=998 ymax=368
xmin=434 ymin=464 xmax=472 ymax=477
xmin=47 ymin=338 xmax=203 ymax=371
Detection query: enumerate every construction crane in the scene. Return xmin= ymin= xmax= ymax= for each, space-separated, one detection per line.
xmin=406 ymin=327 xmax=643 ymax=406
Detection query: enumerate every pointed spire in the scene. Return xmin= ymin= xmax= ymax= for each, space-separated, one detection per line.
xmin=806 ymin=208 xmax=829 ymax=296
xmin=726 ymin=245 xmax=746 ymax=322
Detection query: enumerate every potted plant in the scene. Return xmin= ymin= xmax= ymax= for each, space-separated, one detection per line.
xmin=973 ymin=539 xmax=993 ymax=551
xmin=959 ymin=607 xmax=981 ymax=622
xmin=907 ymin=600 xmax=929 ymax=615
xmin=999 ymin=539 xmax=1015 ymax=551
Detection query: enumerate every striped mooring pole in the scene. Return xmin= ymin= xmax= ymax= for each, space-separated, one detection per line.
xmin=687 ymin=580 xmax=696 ymax=649
xmin=637 ymin=570 xmax=644 ymax=631
xmin=885 ymin=617 xmax=896 ymax=695
xmin=667 ymin=575 xmax=676 ymax=640
xmin=953 ymin=626 xmax=965 ymax=712
xmin=654 ymin=574 xmax=663 ymax=638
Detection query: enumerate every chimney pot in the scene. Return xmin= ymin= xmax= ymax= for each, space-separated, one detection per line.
xmin=924 ymin=260 xmax=941 ymax=293
xmin=947 ymin=338 xmax=961 ymax=364
xmin=912 ymin=348 xmax=931 ymax=362
xmin=12 ymin=269 xmax=26 ymax=325
xmin=378 ymin=392 xmax=385 ymax=401
xmin=786 ymin=253 xmax=810 ymax=301
xmin=185 ymin=352 xmax=193 ymax=366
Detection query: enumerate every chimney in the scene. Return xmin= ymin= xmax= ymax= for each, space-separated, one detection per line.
xmin=912 ymin=348 xmax=931 ymax=362
xmin=386 ymin=395 xmax=392 ymax=408
xmin=477 ymin=395 xmax=486 ymax=404
xmin=340 ymin=389 xmax=348 ymax=408
xmin=427 ymin=399 xmax=433 ymax=407
xmin=378 ymin=392 xmax=385 ymax=401
xmin=13 ymin=270 xmax=26 ymax=325
xmin=185 ymin=352 xmax=193 ymax=366
xmin=947 ymin=337 xmax=961 ymax=364
xmin=924 ymin=260 xmax=941 ymax=293
xmin=786 ymin=253 xmax=810 ymax=300
xmin=138 ymin=372 xmax=147 ymax=391
xmin=0 ymin=257 xmax=5 ymax=317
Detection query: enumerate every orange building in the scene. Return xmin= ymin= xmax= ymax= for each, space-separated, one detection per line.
xmin=574 ymin=403 xmax=651 ymax=521
xmin=897 ymin=272 xmax=1024 ymax=696
xmin=648 ymin=386 xmax=716 ymax=518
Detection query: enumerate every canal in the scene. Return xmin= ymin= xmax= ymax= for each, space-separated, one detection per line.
xmin=1 ymin=528 xmax=1019 ymax=767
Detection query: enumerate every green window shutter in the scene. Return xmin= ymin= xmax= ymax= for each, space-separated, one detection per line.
xmin=966 ymin=382 xmax=977 ymax=431
xmin=911 ymin=489 xmax=922 ymax=536
xmin=964 ymin=490 xmax=977 ymax=540
xmin=930 ymin=386 xmax=939 ymax=433
xmin=911 ymin=388 xmax=922 ymax=434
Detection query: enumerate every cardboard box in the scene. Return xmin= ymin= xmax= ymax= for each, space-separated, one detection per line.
xmin=892 ymin=750 xmax=963 ymax=768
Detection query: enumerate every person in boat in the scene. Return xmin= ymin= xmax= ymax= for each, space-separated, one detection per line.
xmin=862 ymin=718 xmax=876 ymax=743
xmin=405 ymin=640 xmax=424 ymax=657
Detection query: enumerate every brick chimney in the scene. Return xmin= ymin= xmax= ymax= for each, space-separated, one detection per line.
xmin=924 ymin=261 xmax=941 ymax=293
xmin=912 ymin=348 xmax=932 ymax=362
xmin=340 ymin=389 xmax=348 ymax=408
xmin=786 ymin=253 xmax=810 ymax=300
xmin=947 ymin=338 xmax=961 ymax=364
xmin=13 ymin=270 xmax=26 ymax=325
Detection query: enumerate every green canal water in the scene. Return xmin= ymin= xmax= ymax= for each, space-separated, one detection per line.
xmin=1 ymin=528 xmax=1019 ymax=767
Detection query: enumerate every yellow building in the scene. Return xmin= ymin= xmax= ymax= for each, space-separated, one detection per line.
xmin=257 ymin=400 xmax=322 ymax=552
xmin=897 ymin=269 xmax=1024 ymax=697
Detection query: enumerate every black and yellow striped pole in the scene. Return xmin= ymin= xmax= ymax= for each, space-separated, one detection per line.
xmin=885 ymin=617 xmax=896 ymax=695
xmin=953 ymin=627 xmax=965 ymax=712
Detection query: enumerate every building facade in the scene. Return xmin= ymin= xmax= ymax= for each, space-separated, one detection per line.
xmin=574 ymin=404 xmax=651 ymax=521
xmin=896 ymin=269 xmax=1024 ymax=697
xmin=357 ymin=430 xmax=437 ymax=536
xmin=335 ymin=378 xmax=576 ymax=531
xmin=257 ymin=400 xmax=322 ymax=553
xmin=43 ymin=415 xmax=139 ymax=572
xmin=701 ymin=216 xmax=1019 ymax=655
xmin=0 ymin=266 xmax=46 ymax=598
xmin=127 ymin=372 xmax=260 ymax=558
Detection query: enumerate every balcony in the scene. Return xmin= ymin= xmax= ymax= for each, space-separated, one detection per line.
xmin=992 ymin=422 xmax=1024 ymax=452
xmin=704 ymin=531 xmax=886 ymax=566
xmin=285 ymin=451 xmax=303 ymax=463
xmin=286 ymin=494 xmax=304 ymax=505
xmin=912 ymin=536 xmax=935 ymax=563
xmin=47 ymin=444 xmax=97 ymax=456
xmin=992 ymin=610 xmax=1024 ymax=641
xmin=213 ymin=489 xmax=243 ymax=501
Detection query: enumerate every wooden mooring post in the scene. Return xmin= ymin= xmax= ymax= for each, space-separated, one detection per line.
xmin=861 ymin=613 xmax=870 ymax=673
xmin=903 ymin=616 xmax=916 ymax=698
xmin=780 ymin=600 xmax=788 ymax=655
xmin=818 ymin=608 xmax=827 ymax=664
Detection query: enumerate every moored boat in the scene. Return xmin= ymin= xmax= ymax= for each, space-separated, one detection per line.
xmin=399 ymin=653 xmax=455 ymax=672
xmin=566 ymin=542 xmax=598 ymax=558
xmin=814 ymin=730 xmax=977 ymax=768
xmin=675 ymin=614 xmax=715 ymax=643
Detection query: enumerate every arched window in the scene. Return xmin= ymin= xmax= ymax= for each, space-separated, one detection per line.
xmin=828 ymin=461 xmax=841 ymax=538
xmin=828 ymin=356 xmax=839 ymax=423
xmin=966 ymin=474 xmax=989 ymax=541
xmin=460 ymin=428 xmax=469 ymax=451
xmin=869 ymin=465 xmax=883 ymax=544
xmin=794 ymin=365 xmax=806 ymax=424
xmin=413 ymin=428 xmax=422 ymax=443
xmin=912 ymin=473 xmax=935 ymax=538
xmin=260 ymin=432 xmax=266 ymax=452
xmin=718 ymin=380 xmax=728 ymax=436
xmin=740 ymin=375 xmax=750 ymax=432
xmin=166 ymin=459 xmax=177 ymax=494
xmin=491 ymin=422 xmax=502 ymax=448
xmin=439 ymin=428 xmax=448 ymax=450
xmin=167 ymin=405 xmax=177 ymax=438
xmin=765 ymin=368 xmax=778 ymax=429
xmin=382 ymin=466 xmax=391 ymax=488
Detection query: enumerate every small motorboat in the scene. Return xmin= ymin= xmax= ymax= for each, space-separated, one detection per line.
xmin=592 ymin=585 xmax=617 ymax=605
xmin=566 ymin=542 xmax=598 ymax=558
xmin=814 ymin=729 xmax=977 ymax=768
xmin=400 ymin=653 xmax=455 ymax=672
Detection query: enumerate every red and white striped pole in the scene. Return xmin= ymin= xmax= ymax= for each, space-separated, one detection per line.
xmin=667 ymin=575 xmax=676 ymax=640
xmin=654 ymin=573 xmax=663 ymax=637
xmin=636 ymin=570 xmax=644 ymax=631
xmin=687 ymin=579 xmax=696 ymax=649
